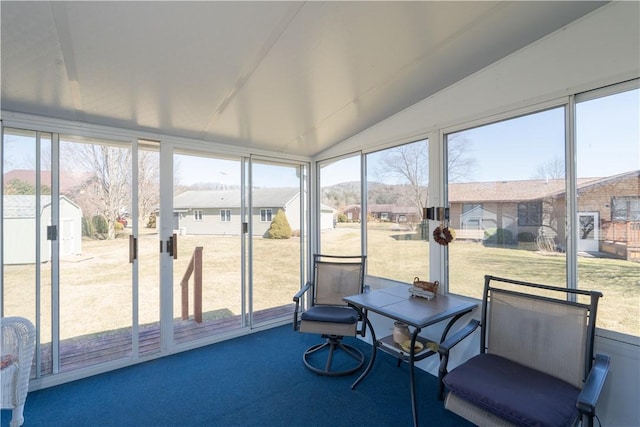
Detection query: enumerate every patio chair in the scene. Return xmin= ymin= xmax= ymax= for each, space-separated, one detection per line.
xmin=1 ymin=316 xmax=36 ymax=427
xmin=293 ymin=254 xmax=367 ymax=376
xmin=439 ymin=275 xmax=610 ymax=427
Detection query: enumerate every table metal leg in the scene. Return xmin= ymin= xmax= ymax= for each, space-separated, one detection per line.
xmin=409 ymin=328 xmax=420 ymax=427
xmin=350 ymin=306 xmax=377 ymax=390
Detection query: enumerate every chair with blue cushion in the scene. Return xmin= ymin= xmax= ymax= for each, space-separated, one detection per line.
xmin=439 ymin=275 xmax=610 ymax=427
xmin=293 ymin=254 xmax=366 ymax=376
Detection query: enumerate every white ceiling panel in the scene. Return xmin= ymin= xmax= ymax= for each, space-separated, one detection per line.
xmin=1 ymin=1 xmax=606 ymax=157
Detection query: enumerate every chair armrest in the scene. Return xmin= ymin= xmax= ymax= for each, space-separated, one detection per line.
xmin=438 ymin=319 xmax=480 ymax=356
xmin=576 ymin=353 xmax=610 ymax=417
xmin=293 ymin=282 xmax=312 ymax=303
xmin=437 ymin=319 xmax=480 ymax=400
xmin=292 ymin=282 xmax=312 ymax=331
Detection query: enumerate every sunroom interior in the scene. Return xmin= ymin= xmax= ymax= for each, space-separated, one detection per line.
xmin=1 ymin=1 xmax=639 ymax=426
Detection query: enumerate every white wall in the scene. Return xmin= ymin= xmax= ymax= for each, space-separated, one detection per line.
xmin=350 ymin=3 xmax=639 ymax=426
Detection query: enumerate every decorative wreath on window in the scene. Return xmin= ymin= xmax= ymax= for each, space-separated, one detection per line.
xmin=433 ymin=225 xmax=455 ymax=246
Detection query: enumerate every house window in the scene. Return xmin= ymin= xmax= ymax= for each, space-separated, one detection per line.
xmin=612 ymin=197 xmax=640 ymax=221
xmin=220 ymin=209 xmax=231 ymax=222
xmin=260 ymin=209 xmax=272 ymax=222
xmin=517 ymin=201 xmax=542 ymax=226
xmin=194 ymin=210 xmax=203 ymax=221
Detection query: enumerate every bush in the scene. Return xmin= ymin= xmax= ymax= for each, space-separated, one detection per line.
xmin=82 ymin=217 xmax=95 ymax=237
xmin=484 ymin=228 xmax=514 ymax=245
xmin=517 ymin=232 xmax=536 ymax=242
xmin=337 ymin=213 xmax=347 ymax=223
xmin=146 ymin=213 xmax=157 ymax=228
xmin=92 ymin=215 xmax=108 ymax=234
xmin=266 ymin=209 xmax=292 ymax=239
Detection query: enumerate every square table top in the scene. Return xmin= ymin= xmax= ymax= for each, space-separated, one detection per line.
xmin=344 ymin=285 xmax=477 ymax=329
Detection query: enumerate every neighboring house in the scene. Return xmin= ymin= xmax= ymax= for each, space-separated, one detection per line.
xmin=3 ymin=195 xmax=83 ymax=264
xmin=172 ymin=188 xmax=334 ymax=236
xmin=449 ymin=170 xmax=639 ymax=259
xmin=368 ymin=204 xmax=421 ymax=223
xmin=341 ymin=204 xmax=361 ymax=222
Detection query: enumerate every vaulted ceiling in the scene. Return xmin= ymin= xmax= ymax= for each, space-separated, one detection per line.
xmin=1 ymin=1 xmax=606 ymax=157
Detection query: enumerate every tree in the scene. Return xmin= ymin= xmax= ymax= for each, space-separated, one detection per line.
xmin=266 ymin=209 xmax=292 ymax=239
xmin=533 ymin=157 xmax=565 ymax=180
xmin=373 ymin=135 xmax=475 ymax=220
xmin=62 ymin=142 xmax=131 ymax=240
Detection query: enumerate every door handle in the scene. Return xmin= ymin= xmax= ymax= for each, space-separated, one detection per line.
xmin=167 ymin=233 xmax=177 ymax=259
xmin=129 ymin=235 xmax=137 ymax=263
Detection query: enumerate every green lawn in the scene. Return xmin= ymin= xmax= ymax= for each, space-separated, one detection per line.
xmin=3 ymin=225 xmax=638 ymax=340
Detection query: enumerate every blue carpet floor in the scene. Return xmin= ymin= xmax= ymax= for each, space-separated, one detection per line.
xmin=2 ymin=325 xmax=473 ymax=426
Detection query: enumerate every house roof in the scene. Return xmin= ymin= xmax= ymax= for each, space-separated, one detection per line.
xmin=448 ymin=177 xmax=603 ymax=203
xmin=173 ymin=188 xmax=299 ymax=209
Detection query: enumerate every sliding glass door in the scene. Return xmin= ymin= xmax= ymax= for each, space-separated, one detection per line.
xmin=171 ymin=150 xmax=243 ymax=344
xmin=249 ymin=159 xmax=306 ymax=325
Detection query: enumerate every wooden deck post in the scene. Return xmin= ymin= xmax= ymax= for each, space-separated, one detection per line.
xmin=194 ymin=247 xmax=203 ymax=323
xmin=180 ymin=246 xmax=203 ymax=321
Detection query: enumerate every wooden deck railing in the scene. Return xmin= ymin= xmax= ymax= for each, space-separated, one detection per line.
xmin=181 ymin=246 xmax=203 ymax=323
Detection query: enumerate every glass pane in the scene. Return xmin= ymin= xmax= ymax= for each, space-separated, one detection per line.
xmin=251 ymin=161 xmax=305 ymax=324
xmin=137 ymin=141 xmax=161 ymax=356
xmin=576 ymin=88 xmax=640 ymax=336
xmin=2 ymin=128 xmax=50 ymax=376
xmin=319 ymin=155 xmax=361 ymax=255
xmin=172 ymin=152 xmax=242 ymax=343
xmin=58 ymin=135 xmax=132 ymax=371
xmin=366 ymin=140 xmax=429 ymax=282
xmin=447 ymin=108 xmax=566 ymax=299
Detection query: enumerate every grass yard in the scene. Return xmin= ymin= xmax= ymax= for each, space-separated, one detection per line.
xmin=3 ymin=224 xmax=639 ymax=342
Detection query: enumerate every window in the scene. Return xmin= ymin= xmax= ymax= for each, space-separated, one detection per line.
xmin=220 ymin=209 xmax=231 ymax=222
xmin=518 ymin=201 xmax=542 ymax=226
xmin=194 ymin=210 xmax=203 ymax=221
xmin=447 ymin=108 xmax=566 ymax=300
xmin=318 ymin=154 xmax=362 ymax=255
xmin=260 ymin=209 xmax=272 ymax=222
xmin=365 ymin=140 xmax=428 ymax=281
xmin=612 ymin=197 xmax=640 ymax=221
xmin=576 ymin=86 xmax=639 ymax=336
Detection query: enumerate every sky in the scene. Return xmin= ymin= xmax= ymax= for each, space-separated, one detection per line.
xmin=3 ymin=89 xmax=638 ymax=188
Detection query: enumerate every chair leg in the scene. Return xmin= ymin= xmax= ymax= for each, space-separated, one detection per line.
xmin=10 ymin=404 xmax=25 ymax=427
xmin=303 ymin=337 xmax=364 ymax=376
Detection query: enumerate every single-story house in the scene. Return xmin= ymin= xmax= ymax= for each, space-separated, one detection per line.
xmin=172 ymin=188 xmax=334 ymax=236
xmin=3 ymin=195 xmax=83 ymax=264
xmin=449 ymin=170 xmax=639 ymax=258
xmin=368 ymin=204 xmax=421 ymax=223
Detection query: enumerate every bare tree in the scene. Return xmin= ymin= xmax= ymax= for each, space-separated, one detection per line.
xmin=374 ymin=134 xmax=476 ymax=220
xmin=137 ymin=150 xmax=160 ymax=226
xmin=447 ymin=134 xmax=476 ymax=183
xmin=62 ymin=141 xmax=131 ymax=239
xmin=375 ymin=140 xmax=429 ymax=219
xmin=533 ymin=157 xmax=565 ymax=180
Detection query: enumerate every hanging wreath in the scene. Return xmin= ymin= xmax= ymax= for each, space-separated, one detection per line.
xmin=433 ymin=225 xmax=455 ymax=246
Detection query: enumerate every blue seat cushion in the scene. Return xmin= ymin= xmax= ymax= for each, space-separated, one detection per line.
xmin=443 ymin=353 xmax=580 ymax=427
xmin=301 ymin=306 xmax=358 ymax=324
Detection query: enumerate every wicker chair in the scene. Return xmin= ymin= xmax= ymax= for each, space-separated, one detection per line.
xmin=293 ymin=254 xmax=367 ymax=376
xmin=1 ymin=317 xmax=36 ymax=427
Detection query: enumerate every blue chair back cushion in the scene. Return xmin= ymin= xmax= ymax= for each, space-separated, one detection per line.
xmin=301 ymin=306 xmax=358 ymax=324
xmin=443 ymin=353 xmax=580 ymax=427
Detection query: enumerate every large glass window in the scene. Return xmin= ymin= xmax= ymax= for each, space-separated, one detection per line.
xmin=446 ymin=108 xmax=566 ymax=299
xmin=576 ymin=87 xmax=639 ymax=336
xmin=365 ymin=140 xmax=429 ymax=282
xmin=318 ymin=155 xmax=362 ymax=255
